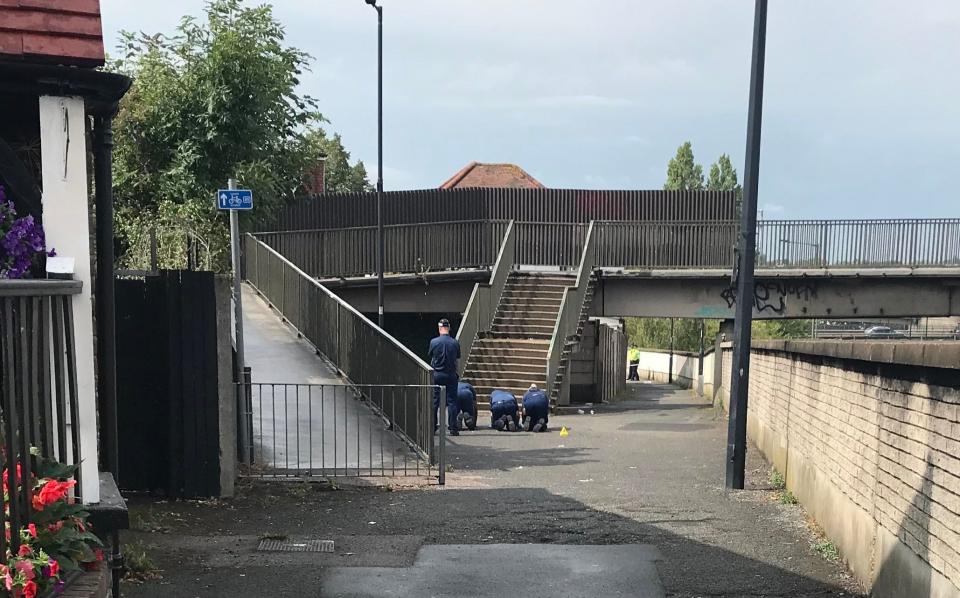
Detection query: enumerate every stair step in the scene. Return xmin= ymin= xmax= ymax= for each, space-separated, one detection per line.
xmin=464 ymin=365 xmax=546 ymax=377
xmin=493 ymin=317 xmax=557 ymax=327
xmin=485 ymin=331 xmax=553 ymax=340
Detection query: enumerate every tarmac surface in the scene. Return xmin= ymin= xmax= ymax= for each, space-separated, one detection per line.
xmin=122 ymin=379 xmax=864 ymax=597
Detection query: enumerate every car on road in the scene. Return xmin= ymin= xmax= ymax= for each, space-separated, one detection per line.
xmin=863 ymin=325 xmax=907 ymax=339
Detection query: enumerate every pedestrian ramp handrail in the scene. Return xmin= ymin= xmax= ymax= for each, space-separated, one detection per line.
xmin=242 ymin=234 xmax=436 ymax=463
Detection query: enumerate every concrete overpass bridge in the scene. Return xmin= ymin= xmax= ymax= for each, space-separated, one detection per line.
xmin=245 ymin=214 xmax=960 ymax=408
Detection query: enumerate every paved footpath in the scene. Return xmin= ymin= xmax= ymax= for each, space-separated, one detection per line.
xmin=122 ymin=381 xmax=864 ymax=597
xmin=242 ymin=284 xmax=412 ymax=474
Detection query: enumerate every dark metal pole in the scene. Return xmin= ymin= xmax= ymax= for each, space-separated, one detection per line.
xmin=93 ymin=113 xmax=119 ymax=479
xmin=668 ymin=318 xmax=674 ymax=384
xmin=376 ymin=4 xmax=385 ymax=328
xmin=726 ymin=0 xmax=768 ymax=490
xmin=698 ymin=320 xmax=705 ymax=396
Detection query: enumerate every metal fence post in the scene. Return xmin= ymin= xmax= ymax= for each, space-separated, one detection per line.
xmin=438 ymin=385 xmax=446 ymax=486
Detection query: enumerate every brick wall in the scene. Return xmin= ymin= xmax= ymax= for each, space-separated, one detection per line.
xmin=742 ymin=341 xmax=960 ymax=598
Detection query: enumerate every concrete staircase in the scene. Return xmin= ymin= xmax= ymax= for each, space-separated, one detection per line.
xmin=549 ymin=272 xmax=598 ymax=404
xmin=462 ymin=272 xmax=573 ymax=406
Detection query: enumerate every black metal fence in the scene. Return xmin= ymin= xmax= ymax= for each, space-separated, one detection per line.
xmin=272 ymin=188 xmax=739 ymax=231
xmin=0 ymin=280 xmax=83 ymax=557
xmin=243 ymin=383 xmax=440 ymax=479
xmin=756 ymin=219 xmax=960 ymax=268
xmin=243 ymin=235 xmax=437 ymax=463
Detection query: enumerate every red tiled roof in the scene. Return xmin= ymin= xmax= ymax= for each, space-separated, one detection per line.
xmin=0 ymin=0 xmax=105 ymax=67
xmin=440 ymin=161 xmax=544 ymax=189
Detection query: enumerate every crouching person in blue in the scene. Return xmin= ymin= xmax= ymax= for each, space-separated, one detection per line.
xmin=428 ymin=318 xmax=461 ymax=436
xmin=456 ymin=382 xmax=478 ymax=431
xmin=489 ymin=389 xmax=519 ymax=432
xmin=522 ymin=384 xmax=550 ymax=432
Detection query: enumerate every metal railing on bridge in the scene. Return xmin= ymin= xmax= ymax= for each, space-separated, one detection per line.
xmin=243 ymin=234 xmax=438 ymax=470
xmin=756 ymin=219 xmax=960 ymax=269
xmin=254 ymin=218 xmax=960 ymax=281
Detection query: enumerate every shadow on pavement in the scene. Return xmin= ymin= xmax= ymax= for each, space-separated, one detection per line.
xmin=121 ymin=483 xmax=862 ymax=598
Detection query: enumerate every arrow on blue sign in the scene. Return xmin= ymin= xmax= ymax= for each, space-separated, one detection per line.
xmin=217 ymin=189 xmax=254 ymax=210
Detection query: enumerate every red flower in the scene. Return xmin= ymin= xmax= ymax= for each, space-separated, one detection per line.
xmin=31 ymin=479 xmax=75 ymax=512
xmin=15 ymin=579 xmax=37 ymax=598
xmin=18 ymin=544 xmax=32 ymax=557
xmin=26 ymin=523 xmax=36 ymax=538
xmin=94 ymin=548 xmax=104 ymax=562
xmin=47 ymin=521 xmax=64 ymax=533
xmin=47 ymin=560 xmax=59 ymax=577
xmin=14 ymin=560 xmax=34 ymax=581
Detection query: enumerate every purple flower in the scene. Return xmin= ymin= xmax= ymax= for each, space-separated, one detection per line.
xmin=0 ymin=185 xmax=49 ymax=279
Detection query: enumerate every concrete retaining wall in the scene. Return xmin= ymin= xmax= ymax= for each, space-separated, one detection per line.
xmin=744 ymin=341 xmax=960 ymax=598
xmin=641 ymin=340 xmax=960 ymax=598
xmin=635 ymin=349 xmax=715 ymax=399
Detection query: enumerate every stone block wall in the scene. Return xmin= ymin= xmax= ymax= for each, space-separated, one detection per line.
xmin=744 ymin=341 xmax=960 ymax=598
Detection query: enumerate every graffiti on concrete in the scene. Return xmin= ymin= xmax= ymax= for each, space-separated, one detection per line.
xmin=720 ymin=281 xmax=817 ymax=315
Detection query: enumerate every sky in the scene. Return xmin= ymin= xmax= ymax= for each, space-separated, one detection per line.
xmin=99 ymin=1 xmax=960 ymax=219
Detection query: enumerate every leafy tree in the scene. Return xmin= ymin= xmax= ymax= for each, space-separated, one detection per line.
xmin=111 ymin=0 xmax=368 ymax=270
xmin=707 ymin=153 xmax=741 ymax=194
xmin=627 ymin=317 xmax=811 ymax=352
xmin=664 ymin=141 xmax=704 ymax=191
xmin=306 ymin=130 xmax=373 ymax=193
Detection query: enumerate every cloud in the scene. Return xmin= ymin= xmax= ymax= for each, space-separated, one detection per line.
xmin=526 ymin=95 xmax=633 ymax=108
xmin=761 ymin=204 xmax=785 ymax=216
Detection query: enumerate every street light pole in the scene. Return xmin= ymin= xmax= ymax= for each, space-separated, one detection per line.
xmin=726 ymin=0 xmax=768 ymax=490
xmin=366 ymin=0 xmax=385 ymax=328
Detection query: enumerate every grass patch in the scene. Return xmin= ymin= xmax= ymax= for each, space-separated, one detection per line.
xmin=770 ymin=470 xmax=786 ymax=490
xmin=812 ymin=538 xmax=841 ymax=562
xmin=123 ymin=540 xmax=161 ymax=583
xmin=778 ymin=490 xmax=799 ymax=505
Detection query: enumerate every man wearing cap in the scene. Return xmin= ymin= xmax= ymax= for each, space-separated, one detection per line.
xmin=428 ymin=318 xmax=461 ymax=436
xmin=489 ymin=389 xmax=519 ymax=432
xmin=522 ymin=384 xmax=550 ymax=432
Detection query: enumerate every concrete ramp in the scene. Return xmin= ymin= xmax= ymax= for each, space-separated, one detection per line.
xmin=321 ymin=544 xmax=664 ymax=597
xmin=242 ymin=285 xmax=419 ymax=475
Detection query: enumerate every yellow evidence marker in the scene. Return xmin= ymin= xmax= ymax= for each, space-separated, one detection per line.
xmin=559 ymin=426 xmax=569 ymax=438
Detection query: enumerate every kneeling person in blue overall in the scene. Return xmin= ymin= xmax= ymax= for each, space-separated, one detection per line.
xmin=523 ymin=384 xmax=550 ymax=432
xmin=489 ymin=389 xmax=519 ymax=432
xmin=456 ymin=382 xmax=478 ymax=431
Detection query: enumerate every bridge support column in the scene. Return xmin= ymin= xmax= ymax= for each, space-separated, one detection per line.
xmin=713 ymin=319 xmax=735 ymax=408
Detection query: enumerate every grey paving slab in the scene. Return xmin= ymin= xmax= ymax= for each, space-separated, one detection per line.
xmin=242 ymin=285 xmax=419 ymax=473
xmin=321 ymin=544 xmax=664 ymax=598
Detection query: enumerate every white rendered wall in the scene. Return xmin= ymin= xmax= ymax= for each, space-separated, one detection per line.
xmin=39 ymin=96 xmax=100 ymax=504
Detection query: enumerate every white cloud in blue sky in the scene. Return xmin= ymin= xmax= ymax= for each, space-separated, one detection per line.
xmin=100 ymin=0 xmax=960 ymax=218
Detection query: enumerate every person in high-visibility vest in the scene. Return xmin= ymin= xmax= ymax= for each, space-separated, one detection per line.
xmin=628 ymin=346 xmax=641 ymax=381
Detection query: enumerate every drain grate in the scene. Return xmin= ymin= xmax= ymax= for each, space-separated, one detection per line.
xmin=257 ymin=539 xmax=335 ymax=553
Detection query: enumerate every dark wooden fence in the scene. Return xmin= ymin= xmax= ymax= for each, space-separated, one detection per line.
xmin=0 ymin=280 xmax=83 ymax=557
xmin=271 ymin=188 xmax=739 ymax=231
xmin=116 ymin=271 xmax=222 ymax=498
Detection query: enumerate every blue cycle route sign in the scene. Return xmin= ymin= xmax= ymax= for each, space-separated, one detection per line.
xmin=217 ymin=189 xmax=253 ymax=210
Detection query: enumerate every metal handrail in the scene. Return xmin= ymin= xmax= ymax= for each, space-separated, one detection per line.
xmin=243 ymin=234 xmax=436 ymax=460
xmin=456 ymin=220 xmax=516 ymax=375
xmin=546 ymin=221 xmax=598 ymax=399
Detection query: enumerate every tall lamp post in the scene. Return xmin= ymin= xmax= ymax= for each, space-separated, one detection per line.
xmin=726 ymin=0 xmax=768 ymax=490
xmin=364 ymin=0 xmax=386 ymax=328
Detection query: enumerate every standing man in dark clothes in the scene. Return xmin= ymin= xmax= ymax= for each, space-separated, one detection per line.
xmin=428 ymin=318 xmax=461 ymax=436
